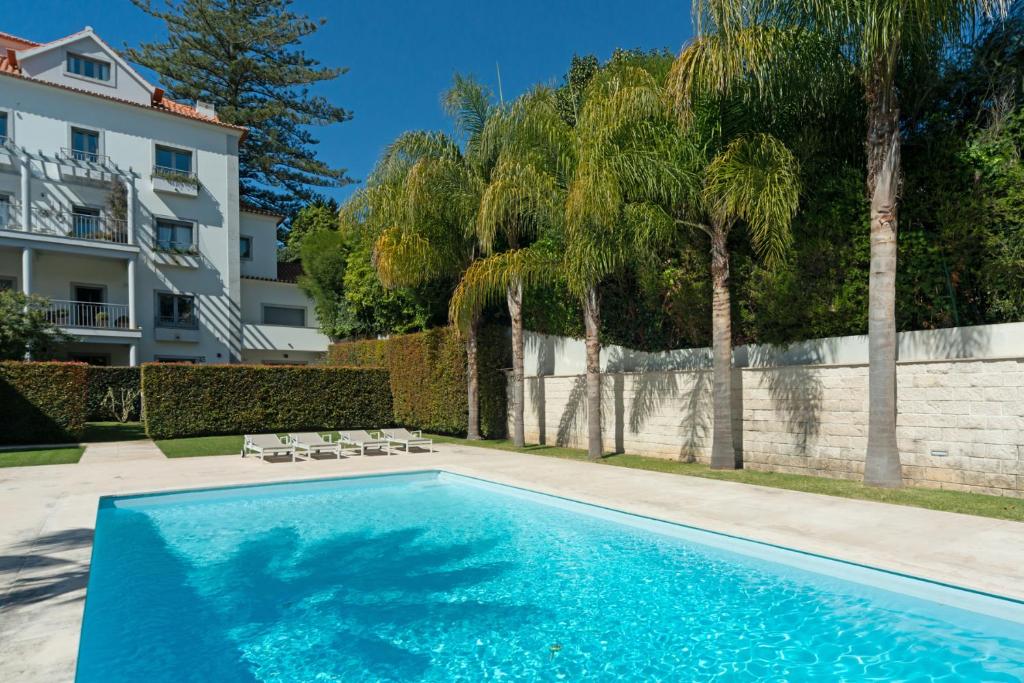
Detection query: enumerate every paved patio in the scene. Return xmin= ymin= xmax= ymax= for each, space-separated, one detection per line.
xmin=1 ymin=442 xmax=1022 ymax=681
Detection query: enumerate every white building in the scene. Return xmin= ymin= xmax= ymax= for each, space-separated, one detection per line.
xmin=0 ymin=27 xmax=331 ymax=366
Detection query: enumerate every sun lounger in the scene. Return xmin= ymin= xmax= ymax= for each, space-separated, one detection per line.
xmin=242 ymin=434 xmax=297 ymax=462
xmin=382 ymin=428 xmax=434 ymax=453
xmin=338 ymin=430 xmax=391 ymax=456
xmin=288 ymin=432 xmax=344 ymax=459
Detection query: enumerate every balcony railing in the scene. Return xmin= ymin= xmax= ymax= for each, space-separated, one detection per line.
xmin=155 ymin=314 xmax=198 ymax=330
xmin=47 ymin=300 xmax=131 ymax=330
xmin=69 ymin=212 xmax=129 ymax=244
xmin=59 ymin=148 xmax=110 ymax=166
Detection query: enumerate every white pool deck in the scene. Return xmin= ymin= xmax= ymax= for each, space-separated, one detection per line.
xmin=1 ymin=441 xmax=1022 ymax=681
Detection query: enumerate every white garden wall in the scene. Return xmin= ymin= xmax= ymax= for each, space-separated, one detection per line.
xmin=511 ymin=323 xmax=1024 ymax=497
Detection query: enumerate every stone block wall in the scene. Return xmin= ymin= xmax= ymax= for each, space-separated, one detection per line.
xmin=515 ymin=358 xmax=1024 ymax=497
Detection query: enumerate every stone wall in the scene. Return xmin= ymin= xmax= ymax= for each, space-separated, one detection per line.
xmin=516 ymin=358 xmax=1024 ymax=497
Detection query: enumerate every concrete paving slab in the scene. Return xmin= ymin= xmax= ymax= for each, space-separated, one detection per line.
xmin=78 ymin=439 xmax=166 ymax=464
xmin=0 ymin=445 xmax=1021 ymax=681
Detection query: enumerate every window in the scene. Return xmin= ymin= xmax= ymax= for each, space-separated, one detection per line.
xmin=155 ymin=356 xmax=204 ymax=364
xmin=69 ymin=353 xmax=110 ymax=366
xmin=0 ymin=112 xmax=7 ymax=143
xmin=155 ymin=218 xmax=195 ymax=253
xmin=71 ymin=127 xmax=101 ymax=162
xmin=263 ymin=305 xmax=306 ymax=327
xmin=71 ymin=206 xmax=100 ymax=239
xmin=240 ymin=236 xmax=253 ymax=260
xmin=0 ymin=276 xmax=14 ymax=291
xmin=156 ymin=293 xmax=197 ymax=329
xmin=66 ymin=53 xmax=110 ymax=81
xmin=155 ymin=145 xmax=193 ymax=176
xmin=0 ymin=195 xmax=9 ymax=230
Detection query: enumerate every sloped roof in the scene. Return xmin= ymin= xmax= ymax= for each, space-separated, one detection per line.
xmin=0 ymin=28 xmax=246 ymax=137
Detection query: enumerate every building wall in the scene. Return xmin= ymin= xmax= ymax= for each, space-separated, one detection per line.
xmin=240 ymin=212 xmax=279 ymax=280
xmin=2 ymin=72 xmax=245 ymax=363
xmin=512 ymin=326 xmax=1024 ymax=497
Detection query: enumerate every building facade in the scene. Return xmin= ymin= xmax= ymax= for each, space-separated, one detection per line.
xmin=0 ymin=27 xmax=330 ymax=366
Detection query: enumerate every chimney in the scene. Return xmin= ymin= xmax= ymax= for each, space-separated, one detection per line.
xmin=194 ymin=100 xmax=216 ymax=118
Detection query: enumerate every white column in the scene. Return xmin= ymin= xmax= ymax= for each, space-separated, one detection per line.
xmin=21 ymin=247 xmax=32 ymax=296
xmin=125 ymin=178 xmax=136 ymax=244
xmin=129 ymin=343 xmax=138 ymax=367
xmin=22 ymin=247 xmax=32 ymax=360
xmin=20 ymin=153 xmax=30 ymax=231
xmin=127 ymin=257 xmax=137 ymax=329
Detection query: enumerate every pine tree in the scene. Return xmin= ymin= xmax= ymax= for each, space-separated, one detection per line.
xmin=127 ymin=0 xmax=353 ymax=215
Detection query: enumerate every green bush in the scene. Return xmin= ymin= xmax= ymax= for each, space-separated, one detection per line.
xmin=329 ymin=326 xmax=509 ymax=438
xmin=86 ymin=366 xmax=141 ymax=421
xmin=142 ymin=364 xmax=393 ymax=440
xmin=0 ymin=361 xmax=88 ymax=445
xmin=327 ymin=338 xmax=387 ymax=367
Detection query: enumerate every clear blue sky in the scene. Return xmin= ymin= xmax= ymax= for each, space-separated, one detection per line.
xmin=4 ymin=0 xmax=693 ymax=202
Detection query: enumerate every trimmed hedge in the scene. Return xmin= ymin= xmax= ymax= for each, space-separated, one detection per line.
xmin=141 ymin=364 xmax=394 ymax=440
xmin=87 ymin=366 xmax=141 ymax=421
xmin=0 ymin=361 xmax=88 ymax=445
xmin=328 ymin=326 xmax=509 ymax=438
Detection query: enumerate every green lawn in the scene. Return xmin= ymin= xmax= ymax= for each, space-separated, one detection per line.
xmin=0 ymin=446 xmax=85 ymax=468
xmin=427 ymin=434 xmax=1024 ymax=523
xmin=156 ymin=434 xmax=245 ymax=458
xmin=83 ymin=421 xmax=148 ymax=443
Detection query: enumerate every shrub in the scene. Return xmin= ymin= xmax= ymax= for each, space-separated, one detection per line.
xmin=87 ymin=366 xmax=141 ymax=421
xmin=327 ymin=338 xmax=387 ymax=367
xmin=0 ymin=361 xmax=88 ymax=445
xmin=328 ymin=326 xmax=509 ymax=438
xmin=141 ymin=364 xmax=393 ymax=440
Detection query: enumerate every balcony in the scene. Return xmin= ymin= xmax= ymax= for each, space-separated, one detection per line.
xmin=68 ymin=212 xmax=129 ymax=244
xmin=151 ymin=165 xmax=200 ymax=196
xmin=47 ymin=300 xmax=132 ymax=330
xmin=57 ymin=148 xmax=114 ymax=185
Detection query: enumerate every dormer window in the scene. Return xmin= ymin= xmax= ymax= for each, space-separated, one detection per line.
xmin=67 ymin=53 xmax=111 ymax=82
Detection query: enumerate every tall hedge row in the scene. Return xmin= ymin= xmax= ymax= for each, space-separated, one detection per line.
xmin=142 ymin=364 xmax=394 ymax=440
xmin=86 ymin=366 xmax=141 ymax=421
xmin=0 ymin=361 xmax=88 ymax=445
xmin=328 ymin=326 xmax=509 ymax=438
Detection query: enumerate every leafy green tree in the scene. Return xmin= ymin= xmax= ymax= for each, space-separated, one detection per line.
xmin=128 ymin=0 xmax=353 ymax=216
xmin=672 ymin=0 xmax=1010 ymax=487
xmin=0 ymin=290 xmax=72 ymax=360
xmin=280 ymin=197 xmax=340 ymax=262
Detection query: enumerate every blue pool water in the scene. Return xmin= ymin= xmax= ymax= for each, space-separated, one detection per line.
xmin=78 ymin=471 xmax=1024 ymax=682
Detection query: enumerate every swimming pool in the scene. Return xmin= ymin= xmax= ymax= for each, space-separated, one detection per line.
xmin=77 ymin=470 xmax=1024 ymax=681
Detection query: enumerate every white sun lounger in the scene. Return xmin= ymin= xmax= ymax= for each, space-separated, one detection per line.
xmin=288 ymin=432 xmax=344 ymax=459
xmin=338 ymin=430 xmax=391 ymax=456
xmin=242 ymin=434 xmax=298 ymax=462
xmin=382 ymin=428 xmax=434 ymax=453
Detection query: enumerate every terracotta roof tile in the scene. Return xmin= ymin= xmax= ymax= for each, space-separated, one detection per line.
xmin=240 ymin=202 xmax=286 ymax=222
xmin=0 ymin=28 xmax=246 ymax=137
xmin=240 ymin=262 xmax=305 ymax=284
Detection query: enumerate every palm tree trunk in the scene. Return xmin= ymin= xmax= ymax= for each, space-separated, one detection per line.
xmin=709 ymin=223 xmax=737 ymax=469
xmin=863 ymin=80 xmax=902 ymax=488
xmin=583 ymin=286 xmax=602 ymax=460
xmin=507 ymin=279 xmax=525 ymax=448
xmin=465 ymin=314 xmax=481 ymax=440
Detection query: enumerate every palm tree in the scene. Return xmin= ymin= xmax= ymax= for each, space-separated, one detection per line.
xmin=671 ymin=0 xmax=1009 ymax=486
xmin=364 ymin=80 xmax=491 ymax=438
xmin=453 ymin=65 xmax=687 ymax=460
xmin=679 ymin=127 xmax=800 ymax=469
